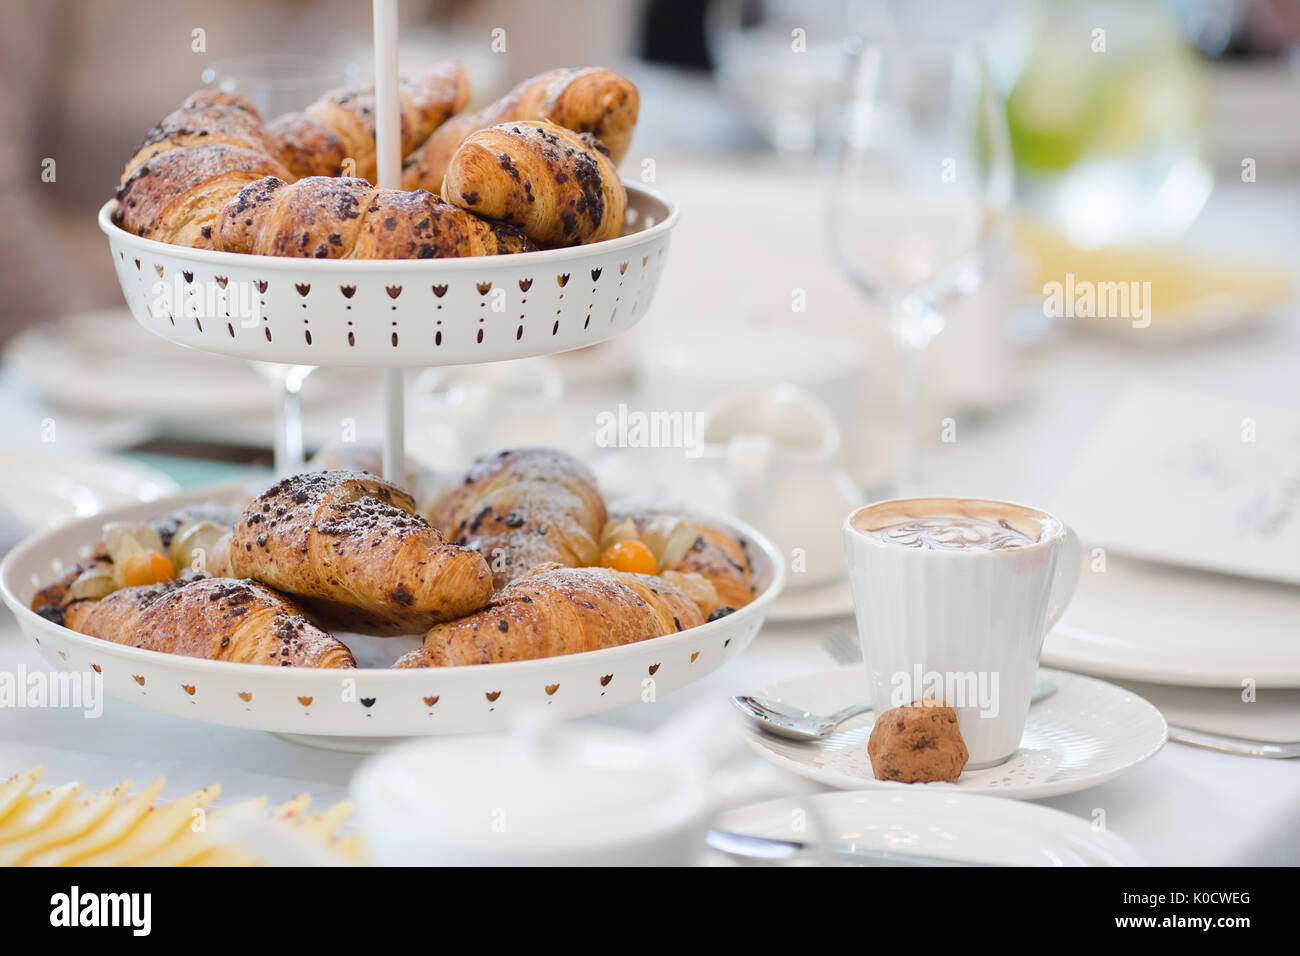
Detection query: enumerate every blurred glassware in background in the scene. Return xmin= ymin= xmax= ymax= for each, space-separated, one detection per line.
xmin=335 ymin=23 xmax=506 ymax=110
xmin=705 ymin=0 xmax=857 ymax=159
xmin=201 ymin=54 xmax=360 ymax=119
xmin=636 ymin=321 xmax=868 ymax=474
xmin=411 ymin=358 xmax=568 ymax=465
xmin=830 ymin=33 xmax=1013 ymax=494
xmin=200 ymin=55 xmax=360 ymax=476
xmin=591 ymin=383 xmax=862 ymax=589
xmin=1175 ymin=0 xmax=1241 ymax=57
xmin=1003 ymin=0 xmax=1213 ymax=246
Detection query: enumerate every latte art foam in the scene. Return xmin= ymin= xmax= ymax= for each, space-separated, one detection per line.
xmin=869 ymin=515 xmax=1039 ymax=552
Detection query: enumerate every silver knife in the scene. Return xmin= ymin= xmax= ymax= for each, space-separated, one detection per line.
xmin=706 ymin=829 xmax=988 ymax=866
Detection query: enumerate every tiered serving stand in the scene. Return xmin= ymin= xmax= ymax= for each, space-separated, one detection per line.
xmin=0 ymin=2 xmax=783 ymax=745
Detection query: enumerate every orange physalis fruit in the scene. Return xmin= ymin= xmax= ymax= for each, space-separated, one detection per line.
xmin=600 ymin=539 xmax=657 ymax=575
xmin=118 ymin=550 xmax=176 ymax=587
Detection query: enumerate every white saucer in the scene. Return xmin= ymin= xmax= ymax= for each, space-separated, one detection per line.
xmin=741 ymin=667 xmax=1166 ymax=800
xmin=1042 ymin=555 xmax=1300 ymax=688
xmin=2 ymin=310 xmax=365 ymax=422
xmin=2 ymin=311 xmax=274 ymax=420
xmin=768 ymin=574 xmax=855 ymax=623
xmin=714 ymin=790 xmax=1146 ymax=866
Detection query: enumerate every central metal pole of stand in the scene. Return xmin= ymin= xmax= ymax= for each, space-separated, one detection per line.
xmin=373 ymin=0 xmax=405 ymax=483
xmin=382 ymin=368 xmax=404 ymax=481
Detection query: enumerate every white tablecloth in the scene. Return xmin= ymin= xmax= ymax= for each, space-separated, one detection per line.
xmin=2 ymin=163 xmax=1298 ymax=866
xmin=2 ymin=619 xmax=1297 ymax=865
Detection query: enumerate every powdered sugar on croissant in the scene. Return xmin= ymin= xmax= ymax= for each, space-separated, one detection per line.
xmin=216 ymin=176 xmax=532 ymax=259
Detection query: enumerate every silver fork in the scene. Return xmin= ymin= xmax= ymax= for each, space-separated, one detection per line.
xmin=1164 ymin=726 xmax=1300 ymax=759
xmin=822 ymin=625 xmax=861 ymax=667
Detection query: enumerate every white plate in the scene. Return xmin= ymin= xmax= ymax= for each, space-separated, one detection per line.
xmin=0 ymin=483 xmax=784 ymax=739
xmin=1071 ymin=296 xmax=1288 ymax=345
xmin=767 ymin=574 xmax=855 ymax=623
xmin=741 ymin=667 xmax=1166 ymax=800
xmin=0 ymin=448 xmax=179 ymax=533
xmin=2 ymin=312 xmax=371 ymax=421
xmin=3 ymin=311 xmax=275 ymax=419
xmin=714 ymin=790 xmax=1146 ymax=866
xmin=1042 ymin=555 xmax=1300 ymax=688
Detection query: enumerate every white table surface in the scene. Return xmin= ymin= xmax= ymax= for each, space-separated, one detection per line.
xmin=2 ymin=616 xmax=1297 ymax=866
xmin=1 ymin=164 xmax=1298 ymax=866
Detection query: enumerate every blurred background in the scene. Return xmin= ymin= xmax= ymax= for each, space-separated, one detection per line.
xmin=1 ymin=0 xmax=1298 ymax=601
xmin=3 ymin=0 xmax=1299 ymax=322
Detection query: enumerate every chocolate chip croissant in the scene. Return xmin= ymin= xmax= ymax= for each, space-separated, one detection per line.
xmin=268 ymin=62 xmax=471 ymax=182
xmin=441 ymin=121 xmax=626 ymax=247
xmin=64 ymin=578 xmax=355 ymax=668
xmin=404 ymin=67 xmax=639 ymax=193
xmin=113 ymin=89 xmax=293 ymax=248
xmin=216 ymin=176 xmax=531 ymax=259
xmin=428 ymin=447 xmax=607 ymax=590
xmin=120 ymin=89 xmax=280 ymax=181
xmin=392 ymin=566 xmax=703 ymax=667
xmin=226 ymin=471 xmax=493 ymax=635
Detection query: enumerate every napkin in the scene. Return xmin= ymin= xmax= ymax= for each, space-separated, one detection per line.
xmin=1053 ymin=383 xmax=1300 ymax=585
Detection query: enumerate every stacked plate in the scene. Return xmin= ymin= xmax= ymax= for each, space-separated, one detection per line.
xmin=713 ymin=791 xmax=1146 ymax=866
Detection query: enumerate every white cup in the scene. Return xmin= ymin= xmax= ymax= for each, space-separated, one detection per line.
xmin=700 ymin=385 xmax=863 ymax=587
xmin=844 ymin=497 xmax=1081 ymax=769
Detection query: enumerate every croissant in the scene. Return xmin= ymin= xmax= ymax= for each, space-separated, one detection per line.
xmin=113 ymin=89 xmax=293 ymax=248
xmin=441 ymin=121 xmax=626 ymax=247
xmin=608 ymin=498 xmax=756 ymax=612
xmin=64 ymin=578 xmax=355 ymax=668
xmin=393 ymin=566 xmax=703 ymax=667
xmin=227 ymin=471 xmax=493 ymax=635
xmin=216 ymin=176 xmax=532 ymax=259
xmin=120 ymin=89 xmax=278 ymax=180
xmin=114 ymin=143 xmax=292 ymax=248
xmin=429 ymin=447 xmax=607 ymax=590
xmin=29 ymin=557 xmax=110 ymax=617
xmin=268 ymin=62 xmax=471 ymax=182
xmin=404 ymin=67 xmax=639 ymax=192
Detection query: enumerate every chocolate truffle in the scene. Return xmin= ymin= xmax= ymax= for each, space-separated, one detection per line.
xmin=867 ymin=697 xmax=969 ymax=783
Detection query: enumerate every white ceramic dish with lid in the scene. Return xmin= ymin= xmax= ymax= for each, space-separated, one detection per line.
xmin=353 ymin=720 xmax=714 ymax=865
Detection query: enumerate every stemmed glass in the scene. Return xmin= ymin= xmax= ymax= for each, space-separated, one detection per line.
xmin=829 ymin=36 xmax=1013 ymax=494
xmin=200 ymin=55 xmax=360 ymax=475
xmin=705 ymin=0 xmax=857 ymax=160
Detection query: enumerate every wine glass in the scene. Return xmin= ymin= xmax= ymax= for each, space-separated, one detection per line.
xmin=200 ymin=54 xmax=360 ymax=475
xmin=705 ymin=0 xmax=857 ymax=160
xmin=829 ymin=35 xmax=1013 ymax=494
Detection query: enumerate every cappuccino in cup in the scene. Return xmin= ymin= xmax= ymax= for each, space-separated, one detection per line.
xmin=851 ymin=499 xmax=1058 ymax=553
xmin=845 ymin=497 xmax=1080 ymax=769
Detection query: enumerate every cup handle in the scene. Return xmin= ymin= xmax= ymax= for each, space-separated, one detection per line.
xmin=1045 ymin=524 xmax=1082 ymax=632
